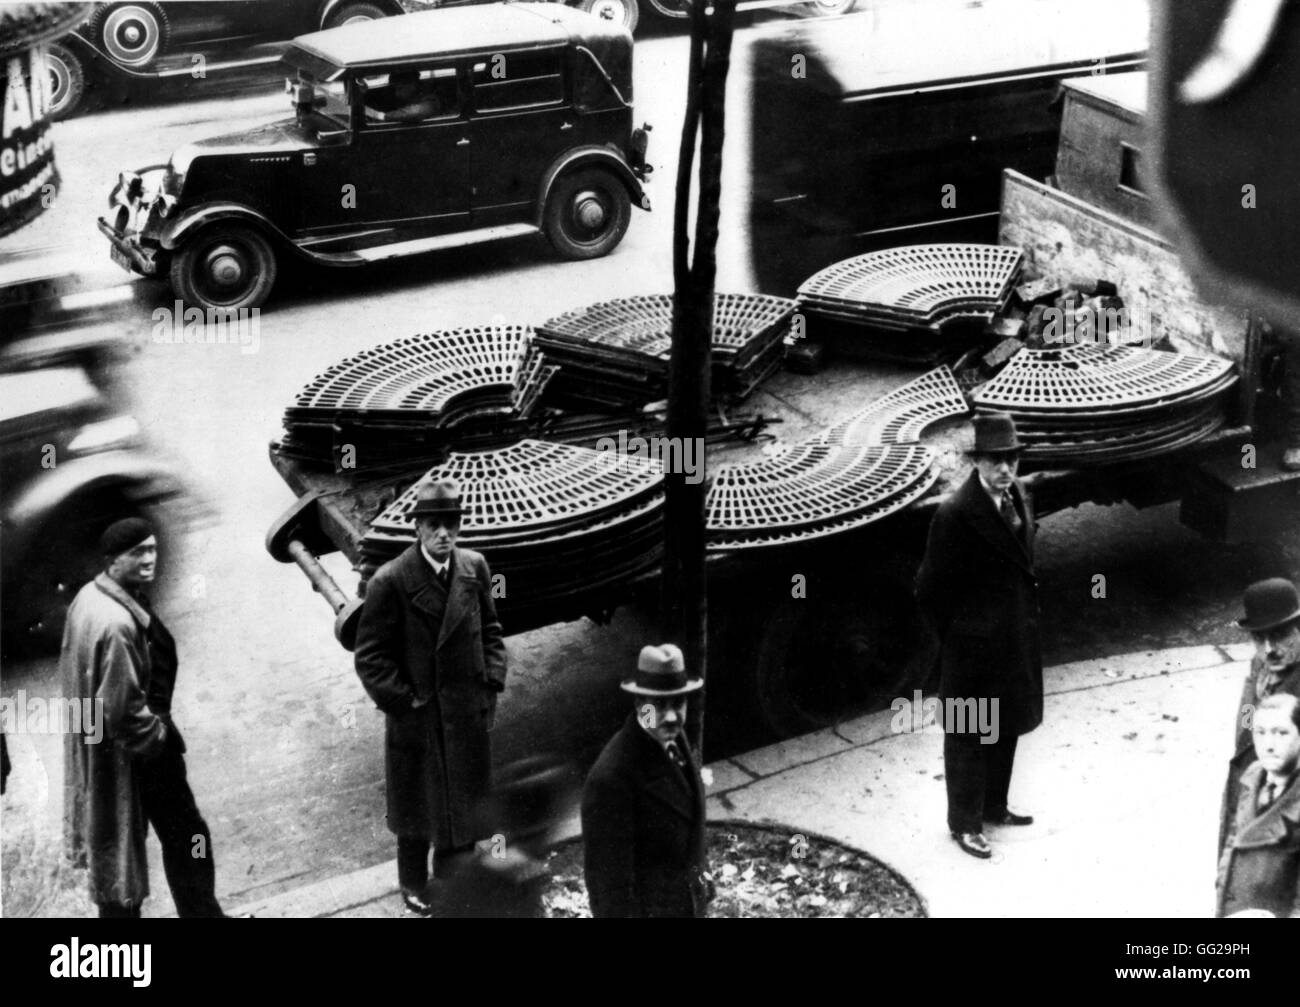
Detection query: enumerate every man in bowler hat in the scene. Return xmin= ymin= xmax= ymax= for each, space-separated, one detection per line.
xmin=353 ymin=478 xmax=507 ymax=915
xmin=582 ymin=644 xmax=713 ymax=917
xmin=916 ymin=412 xmax=1043 ymax=859
xmin=1219 ymin=578 xmax=1300 ymax=855
xmin=61 ymin=517 xmax=225 ymax=917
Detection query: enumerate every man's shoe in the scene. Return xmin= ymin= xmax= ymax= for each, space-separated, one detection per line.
xmin=951 ymin=831 xmax=993 ymax=859
xmin=1283 ymin=446 xmax=1300 ymax=472
xmin=401 ymin=887 xmax=434 ymax=916
xmin=986 ymin=809 xmax=1034 ymax=826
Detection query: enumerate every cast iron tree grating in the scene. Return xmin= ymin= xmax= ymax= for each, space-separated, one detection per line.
xmin=819 ymin=365 xmax=970 ymax=445
xmin=797 ymin=244 xmax=1024 ymax=331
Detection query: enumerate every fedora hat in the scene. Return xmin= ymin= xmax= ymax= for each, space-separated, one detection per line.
xmin=1237 ymin=578 xmax=1300 ymax=632
xmin=410 ymin=478 xmax=463 ymax=519
xmin=971 ymin=411 xmax=1023 ymax=454
xmin=621 ymin=643 xmax=703 ymax=697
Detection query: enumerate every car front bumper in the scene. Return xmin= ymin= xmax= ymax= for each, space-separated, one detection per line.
xmin=99 ymin=165 xmax=173 ymax=277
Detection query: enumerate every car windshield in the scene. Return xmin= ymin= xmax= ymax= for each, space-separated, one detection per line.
xmin=289 ymin=71 xmax=351 ymax=132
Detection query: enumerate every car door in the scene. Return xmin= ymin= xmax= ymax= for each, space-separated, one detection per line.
xmin=346 ymin=65 xmax=472 ymax=236
xmin=466 ymin=48 xmax=574 ymax=226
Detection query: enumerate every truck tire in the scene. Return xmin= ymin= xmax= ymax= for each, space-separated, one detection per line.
xmin=45 ymin=41 xmax=88 ymax=121
xmin=170 ymin=222 xmax=278 ymax=313
xmin=323 ymin=2 xmax=389 ymax=29
xmin=93 ymin=3 xmax=169 ymax=68
xmin=579 ymin=0 xmax=640 ymax=34
xmin=544 ymin=167 xmax=632 ymax=261
xmin=743 ymin=570 xmax=935 ymax=738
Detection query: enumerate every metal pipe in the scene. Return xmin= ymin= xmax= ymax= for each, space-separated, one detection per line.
xmin=286 ymin=537 xmax=349 ymax=614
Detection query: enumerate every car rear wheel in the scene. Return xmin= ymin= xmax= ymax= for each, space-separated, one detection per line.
xmin=323 ymin=2 xmax=389 ymax=29
xmin=579 ymin=0 xmax=640 ymax=34
xmin=45 ymin=42 xmax=88 ymax=121
xmin=544 ymin=168 xmax=632 ymax=261
xmin=170 ymin=223 xmax=278 ymax=313
xmin=94 ymin=3 xmax=169 ymax=68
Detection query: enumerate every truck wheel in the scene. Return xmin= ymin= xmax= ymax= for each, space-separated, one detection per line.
xmin=94 ymin=3 xmax=169 ymax=68
xmin=323 ymin=2 xmax=389 ymax=29
xmin=45 ymin=42 xmax=88 ymax=120
xmin=645 ymin=0 xmax=690 ymax=18
xmin=747 ymin=577 xmax=933 ymax=738
xmin=544 ymin=167 xmax=632 ymax=261
xmin=170 ymin=223 xmax=278 ymax=313
xmin=579 ymin=0 xmax=640 ymax=34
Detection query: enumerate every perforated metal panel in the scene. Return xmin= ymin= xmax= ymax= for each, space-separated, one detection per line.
xmin=821 ymin=366 xmax=969 ymax=445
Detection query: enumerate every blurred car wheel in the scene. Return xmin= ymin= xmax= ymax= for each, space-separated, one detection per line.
xmin=796 ymin=0 xmax=857 ymax=15
xmin=323 ymin=2 xmax=390 ymax=29
xmin=45 ymin=41 xmax=88 ymax=121
xmin=545 ymin=167 xmax=632 ymax=260
xmin=579 ymin=0 xmax=640 ymax=34
xmin=170 ymin=223 xmax=278 ymax=313
xmin=644 ymin=0 xmax=689 ymax=18
xmin=94 ymin=3 xmax=170 ymax=68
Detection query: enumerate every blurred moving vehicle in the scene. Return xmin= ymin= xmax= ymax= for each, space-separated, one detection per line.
xmin=747 ymin=0 xmax=1149 ymax=293
xmin=97 ymin=4 xmax=652 ymax=313
xmin=46 ymin=0 xmax=406 ymax=119
xmin=485 ymin=0 xmax=858 ymax=38
xmin=0 ymin=345 xmax=184 ymax=656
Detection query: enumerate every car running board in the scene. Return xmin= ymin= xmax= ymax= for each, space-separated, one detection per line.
xmin=300 ymin=223 xmax=540 ymax=265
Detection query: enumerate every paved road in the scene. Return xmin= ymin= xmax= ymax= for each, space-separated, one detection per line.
xmin=4 ymin=16 xmax=1300 ymax=916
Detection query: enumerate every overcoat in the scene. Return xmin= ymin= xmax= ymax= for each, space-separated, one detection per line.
xmin=581 ymin=713 xmax=710 ymax=918
xmin=353 ymin=545 xmax=506 ymax=847
xmin=915 ymin=470 xmax=1044 ymax=738
xmin=61 ymin=574 xmax=168 ymax=907
xmin=1216 ymin=761 xmax=1300 ymax=918
xmin=1218 ymin=656 xmax=1300 ymax=854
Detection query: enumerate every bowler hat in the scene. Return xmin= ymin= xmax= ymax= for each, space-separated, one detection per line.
xmin=410 ymin=479 xmax=462 ymax=519
xmin=971 ymin=411 xmax=1023 ymax=454
xmin=621 ymin=643 xmax=703 ymax=697
xmin=1237 ymin=578 xmax=1300 ymax=632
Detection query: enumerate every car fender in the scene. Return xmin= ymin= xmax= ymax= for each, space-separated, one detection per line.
xmin=536 ymin=147 xmax=650 ymax=226
xmin=160 ymin=202 xmax=289 ymax=251
xmin=5 ymin=451 xmax=183 ymax=545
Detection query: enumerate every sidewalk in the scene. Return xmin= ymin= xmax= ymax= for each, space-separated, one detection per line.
xmin=231 ymin=644 xmax=1252 ymax=918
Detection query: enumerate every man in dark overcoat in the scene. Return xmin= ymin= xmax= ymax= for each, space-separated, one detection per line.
xmin=915 ymin=412 xmax=1043 ymax=859
xmin=582 ymin=644 xmax=712 ymax=918
xmin=353 ymin=479 xmax=507 ymax=915
xmin=1219 ymin=578 xmax=1300 ymax=856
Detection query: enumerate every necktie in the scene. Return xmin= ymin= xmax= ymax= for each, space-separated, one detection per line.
xmin=437 ymin=565 xmax=449 ymax=587
xmin=1260 ymin=781 xmax=1279 ymax=812
xmin=1000 ymin=492 xmax=1021 ymax=533
xmin=667 ymin=740 xmax=688 ymax=770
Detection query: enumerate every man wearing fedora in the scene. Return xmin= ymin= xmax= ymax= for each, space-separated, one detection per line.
xmin=354 ymin=478 xmax=508 ymax=915
xmin=916 ymin=411 xmax=1044 ymax=860
xmin=581 ymin=644 xmax=713 ymax=917
xmin=1219 ymin=578 xmax=1300 ymax=856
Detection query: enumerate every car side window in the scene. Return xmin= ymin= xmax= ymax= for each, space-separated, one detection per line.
xmin=470 ymin=51 xmax=565 ymax=113
xmin=362 ymin=66 xmax=461 ymax=124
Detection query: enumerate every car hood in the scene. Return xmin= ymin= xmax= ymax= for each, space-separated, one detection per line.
xmin=171 ymin=119 xmax=317 ymax=174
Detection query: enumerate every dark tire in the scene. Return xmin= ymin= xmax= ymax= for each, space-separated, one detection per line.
xmin=323 ymin=2 xmax=389 ymax=29
xmin=645 ymin=0 xmax=690 ymax=19
xmin=45 ymin=41 xmax=88 ymax=121
xmin=4 ymin=491 xmax=159 ymax=657
xmin=544 ymin=168 xmax=632 ymax=261
xmin=93 ymin=3 xmax=169 ymax=68
xmin=579 ymin=0 xmax=640 ymax=34
xmin=169 ymin=223 xmax=278 ymax=313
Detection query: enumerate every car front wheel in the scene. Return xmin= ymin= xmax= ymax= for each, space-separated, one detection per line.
xmin=579 ymin=0 xmax=640 ymax=34
xmin=45 ymin=41 xmax=88 ymax=120
xmin=323 ymin=2 xmax=389 ymax=29
xmin=170 ymin=223 xmax=278 ymax=313
xmin=544 ymin=168 xmax=632 ymax=261
xmin=94 ymin=3 xmax=169 ymax=67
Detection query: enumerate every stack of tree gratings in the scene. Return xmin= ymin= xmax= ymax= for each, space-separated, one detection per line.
xmin=817 ymin=365 xmax=970 ymax=446
xmin=534 ymin=293 xmax=797 ymax=410
xmin=360 ymin=439 xmax=665 ymax=612
xmin=279 ymin=325 xmax=533 ymax=466
xmin=972 ymin=344 xmax=1237 ymax=467
xmin=797 ymin=244 xmax=1024 ymax=363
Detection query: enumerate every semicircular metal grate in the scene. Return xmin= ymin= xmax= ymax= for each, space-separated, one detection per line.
xmin=821 ymin=365 xmax=969 ymax=445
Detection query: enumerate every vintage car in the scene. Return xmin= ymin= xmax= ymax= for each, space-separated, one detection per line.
xmin=97 ymin=4 xmax=651 ymax=312
xmin=46 ymin=0 xmax=405 ymax=119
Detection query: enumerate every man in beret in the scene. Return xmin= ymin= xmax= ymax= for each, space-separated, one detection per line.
xmin=61 ymin=517 xmax=225 ymax=917
xmin=581 ymin=643 xmax=713 ymax=918
xmin=1219 ymin=578 xmax=1300 ymax=856
xmin=915 ymin=412 xmax=1043 ymax=860
xmin=353 ymin=478 xmax=508 ymax=915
